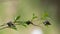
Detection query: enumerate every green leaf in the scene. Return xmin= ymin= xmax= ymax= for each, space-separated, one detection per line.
xmin=31 ymin=13 xmax=37 ymax=21
xmin=33 ymin=16 xmax=37 ymax=19
xmin=22 ymin=24 xmax=27 ymax=27
xmin=44 ymin=12 xmax=48 ymax=17
xmin=21 ymin=21 xmax=27 ymax=27
xmin=14 ymin=16 xmax=20 ymax=23
xmin=15 ymin=21 xmax=27 ymax=27
xmin=11 ymin=26 xmax=17 ymax=30
xmin=33 ymin=13 xmax=35 ymax=17
xmin=16 ymin=21 xmax=24 ymax=24
xmin=15 ymin=16 xmax=20 ymax=20
xmin=41 ymin=12 xmax=49 ymax=20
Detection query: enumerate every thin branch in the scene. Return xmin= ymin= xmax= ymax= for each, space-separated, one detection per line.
xmin=0 ymin=26 xmax=9 ymax=30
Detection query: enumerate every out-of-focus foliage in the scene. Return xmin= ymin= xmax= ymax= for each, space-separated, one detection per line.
xmin=41 ymin=12 xmax=49 ymax=20
xmin=31 ymin=13 xmax=38 ymax=21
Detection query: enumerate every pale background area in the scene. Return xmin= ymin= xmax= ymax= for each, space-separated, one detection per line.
xmin=0 ymin=0 xmax=60 ymax=34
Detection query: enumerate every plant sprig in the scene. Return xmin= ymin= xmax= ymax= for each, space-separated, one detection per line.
xmin=0 ymin=13 xmax=51 ymax=30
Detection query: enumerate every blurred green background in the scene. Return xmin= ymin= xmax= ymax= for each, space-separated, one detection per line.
xmin=0 ymin=0 xmax=60 ymax=34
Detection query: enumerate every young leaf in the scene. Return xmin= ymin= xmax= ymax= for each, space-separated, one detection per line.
xmin=31 ymin=13 xmax=37 ymax=21
xmin=15 ymin=16 xmax=20 ymax=20
xmin=41 ymin=12 xmax=49 ymax=20
xmin=14 ymin=16 xmax=20 ymax=23
xmin=43 ymin=12 xmax=48 ymax=17
xmin=33 ymin=13 xmax=35 ymax=17
xmin=15 ymin=21 xmax=27 ymax=27
xmin=11 ymin=26 xmax=17 ymax=30
xmin=15 ymin=21 xmax=24 ymax=24
xmin=22 ymin=24 xmax=27 ymax=27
